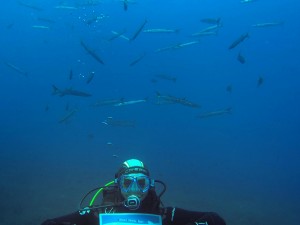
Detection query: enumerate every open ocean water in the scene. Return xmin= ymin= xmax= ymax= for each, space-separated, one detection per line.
xmin=0 ymin=0 xmax=299 ymax=225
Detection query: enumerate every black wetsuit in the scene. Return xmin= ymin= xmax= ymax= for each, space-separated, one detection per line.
xmin=41 ymin=187 xmax=226 ymax=225
xmin=41 ymin=206 xmax=226 ymax=225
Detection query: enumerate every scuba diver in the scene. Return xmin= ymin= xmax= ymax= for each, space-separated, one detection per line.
xmin=41 ymin=159 xmax=226 ymax=225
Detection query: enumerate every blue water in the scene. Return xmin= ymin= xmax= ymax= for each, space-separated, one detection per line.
xmin=0 ymin=0 xmax=299 ymax=224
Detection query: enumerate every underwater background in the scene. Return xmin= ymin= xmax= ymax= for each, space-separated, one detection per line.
xmin=0 ymin=0 xmax=299 ymax=224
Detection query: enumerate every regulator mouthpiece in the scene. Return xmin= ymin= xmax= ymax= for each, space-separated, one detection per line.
xmin=124 ymin=195 xmax=140 ymax=210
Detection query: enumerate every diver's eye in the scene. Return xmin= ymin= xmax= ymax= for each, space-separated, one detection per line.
xmin=137 ymin=178 xmax=146 ymax=188
xmin=123 ymin=178 xmax=132 ymax=189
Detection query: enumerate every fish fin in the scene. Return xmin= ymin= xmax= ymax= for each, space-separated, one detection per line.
xmin=52 ymin=85 xmax=59 ymax=95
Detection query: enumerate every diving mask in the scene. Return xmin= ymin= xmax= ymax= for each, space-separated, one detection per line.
xmin=119 ymin=174 xmax=151 ymax=193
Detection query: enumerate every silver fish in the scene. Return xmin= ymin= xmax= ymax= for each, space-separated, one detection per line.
xmin=52 ymin=85 xmax=92 ymax=97
xmin=201 ymin=18 xmax=221 ymax=25
xmin=108 ymin=29 xmax=127 ymax=41
xmin=86 ymin=71 xmax=95 ymax=84
xmin=91 ymin=98 xmax=125 ymax=107
xmin=251 ymin=22 xmax=284 ymax=28
xmin=129 ymin=52 xmax=146 ymax=66
xmin=130 ymin=19 xmax=147 ymax=41
xmin=114 ymin=98 xmax=147 ymax=106
xmin=59 ymin=109 xmax=77 ymax=124
xmin=80 ymin=40 xmax=104 ymax=65
xmin=155 ymin=74 xmax=177 ymax=83
xmin=228 ymin=33 xmax=249 ymax=50
xmin=143 ymin=28 xmax=179 ymax=33
xmin=197 ymin=107 xmax=232 ymax=119
xmin=4 ymin=61 xmax=28 ymax=77
xmin=156 ymin=92 xmax=200 ymax=108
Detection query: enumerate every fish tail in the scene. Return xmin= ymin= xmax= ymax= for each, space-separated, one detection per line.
xmin=52 ymin=85 xmax=64 ymax=96
xmin=52 ymin=85 xmax=59 ymax=95
xmin=226 ymin=107 xmax=233 ymax=113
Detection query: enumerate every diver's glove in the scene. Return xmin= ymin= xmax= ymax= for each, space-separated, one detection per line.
xmin=185 ymin=222 xmax=208 ymax=225
xmin=185 ymin=212 xmax=226 ymax=225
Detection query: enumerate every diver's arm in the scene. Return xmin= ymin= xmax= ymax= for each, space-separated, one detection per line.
xmin=163 ymin=207 xmax=226 ymax=225
xmin=41 ymin=211 xmax=98 ymax=225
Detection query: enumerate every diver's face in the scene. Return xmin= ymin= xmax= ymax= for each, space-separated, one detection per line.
xmin=119 ymin=173 xmax=150 ymax=201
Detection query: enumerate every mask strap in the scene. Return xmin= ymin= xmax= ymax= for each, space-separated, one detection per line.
xmin=150 ymin=179 xmax=155 ymax=187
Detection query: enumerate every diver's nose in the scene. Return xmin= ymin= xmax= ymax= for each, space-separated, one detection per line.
xmin=129 ymin=181 xmax=139 ymax=193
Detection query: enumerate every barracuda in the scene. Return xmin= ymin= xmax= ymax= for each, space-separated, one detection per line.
xmin=143 ymin=28 xmax=179 ymax=33
xmin=197 ymin=107 xmax=232 ymax=119
xmin=228 ymin=33 xmax=249 ymax=50
xmin=114 ymin=98 xmax=147 ymax=106
xmin=52 ymin=85 xmax=92 ymax=97
xmin=251 ymin=22 xmax=284 ymax=28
